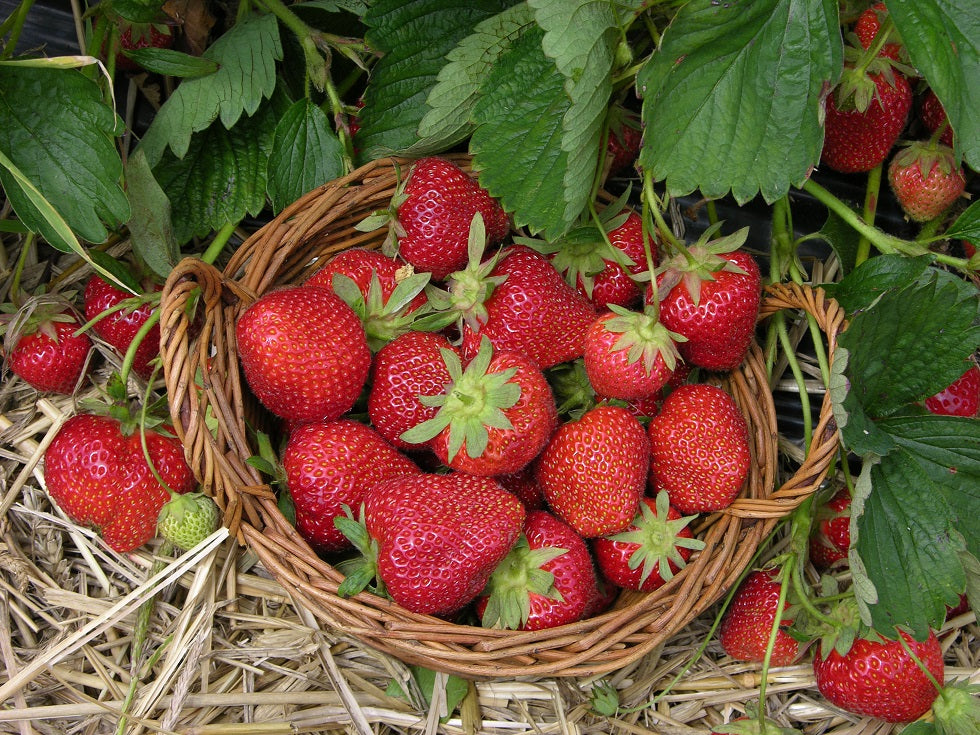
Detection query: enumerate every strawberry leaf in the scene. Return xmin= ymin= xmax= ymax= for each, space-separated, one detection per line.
xmin=357 ymin=0 xmax=517 ymax=160
xmin=137 ymin=13 xmax=283 ymax=166
xmin=636 ymin=0 xmax=841 ymax=204
xmin=944 ymin=200 xmax=980 ymax=243
xmin=0 ymin=65 xmax=129 ymax=247
xmin=267 ymin=99 xmax=344 ymax=213
xmin=821 ymin=253 xmax=934 ymax=314
xmin=123 ymin=150 xmax=180 ymax=280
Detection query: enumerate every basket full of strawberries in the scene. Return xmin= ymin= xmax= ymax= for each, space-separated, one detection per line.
xmin=160 ymin=154 xmax=844 ymax=679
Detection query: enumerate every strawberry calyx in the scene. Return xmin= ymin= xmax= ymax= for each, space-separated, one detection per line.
xmin=157 ymin=491 xmax=220 ymax=551
xmin=334 ymin=503 xmax=386 ymax=599
xmin=931 ymin=681 xmax=980 ymax=735
xmin=479 ymin=535 xmax=567 ymax=629
xmin=804 ymin=594 xmax=875 ymax=658
xmin=833 ymin=52 xmax=912 ymax=114
xmin=435 ymin=214 xmax=508 ymax=333
xmin=399 ymin=336 xmax=520 ymax=462
xmin=606 ymin=490 xmax=705 ymax=587
xmin=0 ymin=293 xmax=82 ymax=352
xmin=890 ymin=139 xmax=959 ymax=180
xmin=655 ymin=223 xmax=749 ymax=306
xmin=601 ymin=303 xmax=686 ymax=375
xmin=544 ymin=359 xmax=599 ymax=418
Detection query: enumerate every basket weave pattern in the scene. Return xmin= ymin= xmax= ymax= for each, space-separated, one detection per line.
xmin=160 ymin=156 xmax=844 ymax=679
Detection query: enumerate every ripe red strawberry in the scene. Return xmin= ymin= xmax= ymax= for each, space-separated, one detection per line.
xmin=592 ymin=491 xmax=704 ymax=592
xmin=854 ymin=3 xmax=903 ymax=61
xmin=235 ymin=285 xmax=371 ymax=423
xmin=651 ymin=231 xmax=760 ymax=372
xmin=821 ymin=65 xmax=912 ymax=174
xmin=116 ymin=22 xmax=174 ymax=72
xmin=808 ymin=487 xmax=852 ymax=569
xmin=367 ymin=330 xmax=457 ymax=451
xmin=605 ymin=109 xmax=643 ymax=176
xmin=887 ymin=141 xmax=966 ymax=222
xmin=496 ymin=466 xmax=546 ymax=511
xmin=452 ymin=244 xmax=598 ymax=369
xmin=3 ymin=301 xmax=91 ymax=394
xmin=924 ymin=364 xmax=980 ymax=417
xmin=647 ymin=383 xmax=750 ymax=514
xmin=718 ymin=568 xmax=802 ymax=666
xmin=388 ymin=157 xmax=510 ymax=280
xmin=361 ymin=471 xmax=525 ymax=616
xmin=44 ymin=413 xmax=195 ymax=552
xmin=478 ymin=510 xmax=599 ymax=630
xmin=83 ymin=275 xmax=161 ymax=381
xmin=919 ymin=88 xmax=955 ymax=147
xmin=813 ymin=628 xmax=944 ymax=722
xmin=583 ymin=305 xmax=684 ymax=400
xmin=535 ymin=404 xmax=649 ymax=537
xmin=401 ymin=337 xmax=558 ymax=476
xmin=283 ymin=419 xmax=420 ymax=553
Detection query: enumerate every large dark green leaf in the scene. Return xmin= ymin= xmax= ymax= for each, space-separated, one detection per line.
xmin=821 ymin=254 xmax=934 ymax=313
xmin=637 ymin=0 xmax=841 ymax=204
xmin=0 ymin=66 xmax=129 ymax=246
xmin=124 ymin=150 xmax=179 ymax=278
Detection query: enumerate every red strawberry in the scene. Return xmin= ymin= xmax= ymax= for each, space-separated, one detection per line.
xmin=452 ymin=244 xmax=598 ymax=370
xmin=887 ymin=141 xmax=966 ymax=222
xmin=116 ymin=21 xmax=174 ymax=72
xmin=651 ymin=231 xmax=761 ymax=372
xmin=535 ymin=404 xmax=649 ymax=538
xmin=3 ymin=300 xmax=91 ymax=394
xmin=361 ymin=471 xmax=525 ymax=616
xmin=283 ymin=419 xmax=420 ymax=553
xmin=401 ymin=337 xmax=558 ymax=476
xmin=605 ymin=109 xmax=643 ymax=176
xmin=583 ymin=305 xmax=684 ymax=400
xmin=367 ymin=330 xmax=457 ymax=451
xmin=83 ymin=275 xmax=161 ymax=381
xmin=919 ymin=89 xmax=955 ymax=147
xmin=813 ymin=628 xmax=944 ymax=722
xmin=647 ymin=383 xmax=750 ymax=514
xmin=718 ymin=568 xmax=801 ymax=666
xmin=592 ymin=491 xmax=704 ymax=592
xmin=478 ymin=510 xmax=599 ymax=630
xmin=808 ymin=487 xmax=852 ymax=569
xmin=854 ymin=3 xmax=904 ymax=61
xmin=496 ymin=466 xmax=546 ymax=511
xmin=235 ymin=285 xmax=371 ymax=423
xmin=924 ymin=364 xmax=980 ymax=417
xmin=821 ymin=66 xmax=912 ymax=174
xmin=389 ymin=157 xmax=510 ymax=280
xmin=43 ymin=413 xmax=195 ymax=552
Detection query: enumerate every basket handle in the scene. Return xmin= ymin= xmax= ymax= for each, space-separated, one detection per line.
xmin=160 ymin=256 xmax=275 ymax=541
xmin=726 ymin=281 xmax=846 ymax=519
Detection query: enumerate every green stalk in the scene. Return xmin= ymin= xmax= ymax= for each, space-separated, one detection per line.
xmin=854 ymin=164 xmax=882 ymax=268
xmin=642 ymin=170 xmax=682 ymax=253
xmin=0 ymin=0 xmax=37 ymax=59
xmin=252 ymin=0 xmax=326 ymax=92
xmin=9 ymin=232 xmax=34 ymax=305
xmin=200 ymin=221 xmax=239 ymax=265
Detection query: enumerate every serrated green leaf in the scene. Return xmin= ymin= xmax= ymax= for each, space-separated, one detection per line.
xmin=470 ymin=27 xmax=571 ymax=238
xmin=152 ymin=98 xmax=282 ymax=244
xmin=121 ymin=48 xmax=220 ymax=78
xmin=837 ymin=275 xmax=980 ymax=417
xmin=417 ymin=3 xmax=536 ymax=152
xmin=637 ymin=0 xmax=841 ymax=204
xmin=0 ymin=66 xmax=129 ymax=244
xmin=357 ymin=0 xmax=517 ymax=159
xmin=944 ymin=200 xmax=980 ymax=243
xmin=267 ymin=99 xmax=344 ymax=213
xmin=821 ymin=254 xmax=934 ymax=313
xmin=886 ymin=0 xmax=980 ymax=171
xmin=123 ymin=149 xmax=179 ymax=279
xmin=137 ymin=13 xmax=282 ymax=166
xmin=112 ymin=0 xmax=169 ymax=23
xmin=828 ymin=345 xmax=898 ymax=456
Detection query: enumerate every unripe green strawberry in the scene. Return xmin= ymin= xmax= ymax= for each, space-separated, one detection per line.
xmin=157 ymin=492 xmax=220 ymax=551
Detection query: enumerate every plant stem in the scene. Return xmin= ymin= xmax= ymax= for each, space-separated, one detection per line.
xmin=0 ymin=0 xmax=37 ymax=59
xmin=854 ymin=164 xmax=883 ymax=267
xmin=200 ymin=221 xmax=239 ymax=265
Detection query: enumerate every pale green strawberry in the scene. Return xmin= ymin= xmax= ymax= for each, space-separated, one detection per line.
xmin=157 ymin=492 xmax=220 ymax=551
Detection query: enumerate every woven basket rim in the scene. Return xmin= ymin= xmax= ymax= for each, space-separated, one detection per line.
xmin=160 ymin=155 xmax=844 ymax=679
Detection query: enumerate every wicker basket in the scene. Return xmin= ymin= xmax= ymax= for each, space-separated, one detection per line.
xmin=160 ymin=155 xmax=845 ymax=679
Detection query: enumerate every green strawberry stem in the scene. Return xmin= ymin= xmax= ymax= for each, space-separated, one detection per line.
xmin=199 ymin=221 xmax=239 ymax=266
xmin=7 ymin=231 xmax=33 ymax=307
xmin=642 ymin=170 xmax=684 ymax=256
xmin=855 ymin=163 xmax=884 ymax=268
xmin=0 ymin=0 xmax=36 ymax=58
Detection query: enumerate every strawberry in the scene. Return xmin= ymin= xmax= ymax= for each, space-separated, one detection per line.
xmin=157 ymin=492 xmax=220 ymax=551
xmin=451 ymin=244 xmax=598 ymax=370
xmin=808 ymin=487 xmax=852 ymax=569
xmin=651 ymin=229 xmax=760 ymax=372
xmin=83 ymin=275 xmax=161 ymax=381
xmin=583 ymin=305 xmax=684 ymax=401
xmin=813 ymin=627 xmax=944 ymax=722
xmin=592 ymin=491 xmax=704 ymax=592
xmin=115 ymin=21 xmax=174 ymax=72
xmin=535 ymin=404 xmax=649 ymax=538
xmin=919 ymin=88 xmax=955 ymax=147
xmin=647 ymin=383 xmax=750 ymax=514
xmin=359 ymin=471 xmax=525 ymax=617
xmin=44 ymin=413 xmax=196 ymax=552
xmin=924 ymin=364 xmax=980 ymax=417
xmin=235 ymin=285 xmax=371 ymax=423
xmin=283 ymin=419 xmax=420 ymax=553
xmin=820 ymin=64 xmax=912 ymax=174
xmin=367 ymin=330 xmax=457 ymax=451
xmin=401 ymin=337 xmax=558 ymax=476
xmin=478 ymin=510 xmax=599 ymax=630
xmin=385 ymin=157 xmax=510 ymax=280
xmin=496 ymin=466 xmax=546 ymax=511
xmin=887 ymin=141 xmax=966 ymax=222
xmin=853 ymin=3 xmax=904 ymax=61
xmin=605 ymin=108 xmax=643 ymax=176
xmin=718 ymin=568 xmax=801 ymax=666
xmin=2 ymin=299 xmax=91 ymax=394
